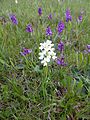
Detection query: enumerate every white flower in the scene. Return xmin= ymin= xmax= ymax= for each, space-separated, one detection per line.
xmin=15 ymin=0 xmax=18 ymax=4
xmin=39 ymin=40 xmax=57 ymax=66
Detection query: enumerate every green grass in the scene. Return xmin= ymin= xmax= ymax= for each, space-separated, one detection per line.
xmin=0 ymin=0 xmax=90 ymax=120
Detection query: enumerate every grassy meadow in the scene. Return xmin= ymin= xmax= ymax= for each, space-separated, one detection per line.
xmin=0 ymin=0 xmax=90 ymax=120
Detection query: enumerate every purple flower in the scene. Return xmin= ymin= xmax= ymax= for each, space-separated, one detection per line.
xmin=57 ymin=56 xmax=66 ymax=66
xmin=10 ymin=14 xmax=18 ymax=25
xmin=46 ymin=27 xmax=52 ymax=36
xmin=20 ymin=48 xmax=32 ymax=56
xmin=38 ymin=7 xmax=42 ymax=16
xmin=77 ymin=15 xmax=83 ymax=23
xmin=87 ymin=45 xmax=90 ymax=53
xmin=88 ymin=49 xmax=90 ymax=53
xmin=83 ymin=45 xmax=90 ymax=54
xmin=83 ymin=50 xmax=88 ymax=54
xmin=26 ymin=24 xmax=33 ymax=32
xmin=65 ymin=9 xmax=72 ymax=22
xmin=48 ymin=14 xmax=52 ymax=20
xmin=57 ymin=21 xmax=65 ymax=34
xmin=78 ymin=15 xmax=83 ymax=22
xmin=87 ymin=45 xmax=90 ymax=49
xmin=58 ymin=41 xmax=64 ymax=52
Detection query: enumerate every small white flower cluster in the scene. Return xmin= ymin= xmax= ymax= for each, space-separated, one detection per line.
xmin=39 ymin=40 xmax=57 ymax=66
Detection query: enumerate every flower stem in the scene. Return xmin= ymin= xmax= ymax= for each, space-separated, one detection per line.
xmin=42 ymin=66 xmax=48 ymax=100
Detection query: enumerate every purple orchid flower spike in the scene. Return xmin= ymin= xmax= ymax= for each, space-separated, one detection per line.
xmin=38 ymin=7 xmax=42 ymax=16
xmin=78 ymin=15 xmax=83 ymax=22
xmin=48 ymin=14 xmax=52 ymax=20
xmin=65 ymin=9 xmax=72 ymax=22
xmin=26 ymin=24 xmax=33 ymax=33
xmin=9 ymin=14 xmax=18 ymax=25
xmin=20 ymin=48 xmax=32 ymax=56
xmin=57 ymin=21 xmax=65 ymax=34
xmin=77 ymin=15 xmax=83 ymax=23
xmin=87 ymin=45 xmax=90 ymax=49
xmin=58 ymin=41 xmax=64 ymax=52
xmin=57 ymin=56 xmax=67 ymax=66
xmin=46 ymin=26 xmax=52 ymax=36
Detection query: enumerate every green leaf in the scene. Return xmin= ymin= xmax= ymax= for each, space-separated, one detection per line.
xmin=0 ymin=58 xmax=10 ymax=67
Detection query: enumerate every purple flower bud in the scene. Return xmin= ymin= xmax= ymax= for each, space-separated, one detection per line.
xmin=38 ymin=7 xmax=42 ymax=16
xmin=78 ymin=15 xmax=83 ymax=22
xmin=88 ymin=49 xmax=90 ymax=53
xmin=57 ymin=56 xmax=66 ymax=66
xmin=46 ymin=26 xmax=52 ymax=36
xmin=26 ymin=24 xmax=33 ymax=32
xmin=87 ymin=45 xmax=90 ymax=53
xmin=20 ymin=48 xmax=32 ymax=56
xmin=83 ymin=45 xmax=90 ymax=54
xmin=48 ymin=14 xmax=52 ymax=20
xmin=83 ymin=50 xmax=88 ymax=54
xmin=87 ymin=45 xmax=90 ymax=49
xmin=10 ymin=14 xmax=18 ymax=25
xmin=57 ymin=21 xmax=64 ymax=34
xmin=58 ymin=41 xmax=64 ymax=52
xmin=65 ymin=9 xmax=72 ymax=22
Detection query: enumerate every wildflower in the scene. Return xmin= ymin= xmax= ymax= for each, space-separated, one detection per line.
xmin=20 ymin=48 xmax=32 ymax=56
xmin=78 ymin=15 xmax=83 ymax=22
xmin=57 ymin=56 xmax=66 ymax=66
xmin=83 ymin=45 xmax=90 ymax=54
xmin=10 ymin=14 xmax=18 ymax=25
xmin=15 ymin=0 xmax=18 ymax=4
xmin=87 ymin=45 xmax=90 ymax=49
xmin=65 ymin=9 xmax=72 ymax=22
xmin=38 ymin=7 xmax=42 ymax=16
xmin=88 ymin=49 xmax=90 ymax=53
xmin=77 ymin=15 xmax=83 ymax=23
xmin=58 ymin=41 xmax=64 ymax=52
xmin=48 ymin=14 xmax=52 ymax=20
xmin=26 ymin=24 xmax=33 ymax=32
xmin=87 ymin=44 xmax=90 ymax=53
xmin=39 ymin=40 xmax=57 ymax=66
xmin=57 ymin=21 xmax=64 ymax=34
xmin=46 ymin=27 xmax=52 ymax=36
xmin=83 ymin=50 xmax=88 ymax=54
